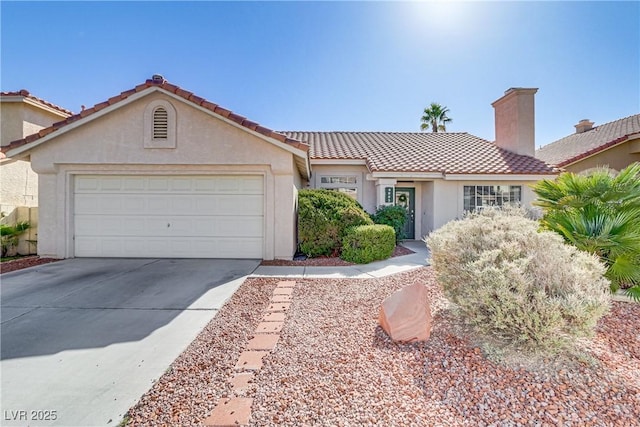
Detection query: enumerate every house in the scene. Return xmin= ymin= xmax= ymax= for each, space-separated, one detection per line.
xmin=535 ymin=114 xmax=640 ymax=173
xmin=1 ymin=90 xmax=73 ymax=255
xmin=0 ymin=90 xmax=72 ymax=214
xmin=2 ymin=77 xmax=556 ymax=260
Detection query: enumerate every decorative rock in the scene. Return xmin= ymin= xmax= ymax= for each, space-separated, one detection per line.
xmin=378 ymin=283 xmax=432 ymax=343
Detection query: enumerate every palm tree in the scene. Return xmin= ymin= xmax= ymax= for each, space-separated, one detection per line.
xmin=532 ymin=163 xmax=640 ymax=300
xmin=420 ymin=103 xmax=452 ymax=132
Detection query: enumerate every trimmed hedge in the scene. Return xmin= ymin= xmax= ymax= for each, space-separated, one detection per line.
xmin=341 ymin=224 xmax=395 ymax=264
xmin=298 ymin=189 xmax=373 ymax=257
xmin=372 ymin=204 xmax=407 ymax=243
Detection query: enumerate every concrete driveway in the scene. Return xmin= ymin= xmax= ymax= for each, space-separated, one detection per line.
xmin=0 ymin=258 xmax=259 ymax=426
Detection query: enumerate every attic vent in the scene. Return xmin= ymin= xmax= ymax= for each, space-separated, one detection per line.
xmin=144 ymin=100 xmax=176 ymax=149
xmin=153 ymin=107 xmax=168 ymax=139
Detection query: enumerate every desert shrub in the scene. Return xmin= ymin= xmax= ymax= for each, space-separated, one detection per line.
xmin=533 ymin=163 xmax=640 ymax=301
xmin=298 ymin=189 xmax=373 ymax=257
xmin=341 ymin=224 xmax=395 ymax=264
xmin=372 ymin=204 xmax=407 ymax=243
xmin=426 ymin=208 xmax=611 ymax=353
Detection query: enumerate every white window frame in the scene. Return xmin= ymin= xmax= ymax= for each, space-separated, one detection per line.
xmin=463 ymin=185 xmax=522 ymax=212
xmin=317 ymin=174 xmax=361 ymax=202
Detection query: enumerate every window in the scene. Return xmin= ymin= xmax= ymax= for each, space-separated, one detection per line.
xmin=463 ymin=185 xmax=521 ymax=211
xmin=319 ymin=175 xmax=358 ymax=200
xmin=320 ymin=176 xmax=357 ymax=185
xmin=152 ymin=107 xmax=168 ymax=139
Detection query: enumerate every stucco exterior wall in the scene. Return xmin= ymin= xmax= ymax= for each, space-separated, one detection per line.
xmin=420 ymin=181 xmax=434 ymax=237
xmin=430 ymin=179 xmax=540 ymax=230
xmin=309 ymin=164 xmax=376 ymax=212
xmin=1 ymin=103 xmax=24 ymax=147
xmin=0 ymin=158 xmax=38 ymax=213
xmin=29 ymin=92 xmax=302 ymax=260
xmin=0 ymin=206 xmax=38 ymax=255
xmin=1 ymin=99 xmax=69 ymax=221
xmin=563 ymin=139 xmax=640 ymax=173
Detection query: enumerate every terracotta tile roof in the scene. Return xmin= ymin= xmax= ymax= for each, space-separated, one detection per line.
xmin=2 ymin=78 xmax=308 ymax=155
xmin=282 ymin=131 xmax=557 ymax=175
xmin=0 ymin=89 xmax=74 ymax=116
xmin=536 ymin=114 xmax=640 ymax=167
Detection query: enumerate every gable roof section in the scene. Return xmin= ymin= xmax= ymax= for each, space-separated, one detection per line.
xmin=536 ymin=114 xmax=640 ymax=167
xmin=0 ymin=90 xmax=74 ymax=117
xmin=2 ymin=78 xmax=310 ymax=162
xmin=283 ymin=131 xmax=557 ymax=175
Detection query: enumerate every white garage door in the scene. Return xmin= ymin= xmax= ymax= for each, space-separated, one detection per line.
xmin=74 ymin=175 xmax=264 ymax=258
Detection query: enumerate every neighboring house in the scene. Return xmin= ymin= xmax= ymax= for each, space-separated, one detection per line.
xmin=536 ymin=114 xmax=640 ymax=173
xmin=2 ymin=77 xmax=556 ymax=260
xmin=0 ymin=90 xmax=73 ymax=214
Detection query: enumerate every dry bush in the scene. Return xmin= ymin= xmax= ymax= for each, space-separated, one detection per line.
xmin=426 ymin=208 xmax=611 ymax=354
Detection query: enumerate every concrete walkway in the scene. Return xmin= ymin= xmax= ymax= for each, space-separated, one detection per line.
xmin=251 ymin=240 xmax=430 ymax=279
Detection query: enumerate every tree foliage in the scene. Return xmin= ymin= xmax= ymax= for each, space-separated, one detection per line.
xmin=532 ymin=163 xmax=640 ymax=300
xmin=420 ymin=102 xmax=452 ymax=132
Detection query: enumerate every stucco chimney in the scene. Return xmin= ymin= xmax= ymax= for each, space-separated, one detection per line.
xmin=574 ymin=119 xmax=594 ymax=134
xmin=492 ymin=87 xmax=538 ymax=157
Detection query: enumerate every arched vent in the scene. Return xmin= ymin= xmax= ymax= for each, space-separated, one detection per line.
xmin=153 ymin=107 xmax=169 ymax=139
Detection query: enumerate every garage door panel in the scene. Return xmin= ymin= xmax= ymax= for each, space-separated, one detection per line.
xmin=75 ymin=215 xmax=263 ymax=238
xmin=75 ymin=236 xmax=264 ymax=258
xmin=74 ymin=175 xmax=264 ymax=258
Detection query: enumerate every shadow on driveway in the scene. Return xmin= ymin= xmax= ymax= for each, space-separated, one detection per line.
xmin=0 ymin=258 xmax=259 ymax=360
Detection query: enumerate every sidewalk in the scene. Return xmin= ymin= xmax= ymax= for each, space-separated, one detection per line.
xmin=250 ymin=240 xmax=430 ymax=279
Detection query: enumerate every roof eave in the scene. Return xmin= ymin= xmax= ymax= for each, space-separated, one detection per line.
xmin=555 ymin=134 xmax=632 ymax=168
xmin=5 ymin=86 xmax=311 ymax=166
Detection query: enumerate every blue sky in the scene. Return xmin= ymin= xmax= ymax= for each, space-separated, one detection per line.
xmin=2 ymin=1 xmax=638 ymax=148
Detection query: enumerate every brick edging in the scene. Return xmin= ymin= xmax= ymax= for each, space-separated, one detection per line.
xmin=203 ymin=280 xmax=297 ymax=426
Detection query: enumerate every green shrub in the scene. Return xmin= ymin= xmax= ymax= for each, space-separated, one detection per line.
xmin=532 ymin=163 xmax=640 ymax=301
xmin=1 ymin=221 xmax=30 ymax=257
xmin=372 ymin=204 xmax=407 ymax=243
xmin=426 ymin=208 xmax=611 ymax=354
xmin=341 ymin=224 xmax=395 ymax=264
xmin=298 ymin=189 xmax=373 ymax=257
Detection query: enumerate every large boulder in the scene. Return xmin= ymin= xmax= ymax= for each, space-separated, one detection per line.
xmin=379 ymin=284 xmax=432 ymax=342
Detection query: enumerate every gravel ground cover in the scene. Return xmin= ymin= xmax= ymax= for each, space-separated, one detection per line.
xmin=0 ymin=256 xmax=60 ymax=274
xmin=125 ymin=267 xmax=640 ymax=426
xmin=260 ymin=245 xmax=414 ymax=266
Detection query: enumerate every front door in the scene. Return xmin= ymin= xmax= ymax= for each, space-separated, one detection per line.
xmin=395 ymin=187 xmax=415 ymax=239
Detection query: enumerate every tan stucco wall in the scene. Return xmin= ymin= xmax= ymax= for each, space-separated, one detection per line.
xmin=309 ymin=164 xmax=542 ymax=241
xmin=1 ymin=100 xmax=69 ymax=217
xmin=563 ymin=139 xmax=640 ymax=173
xmin=429 ymin=179 xmax=540 ymax=231
xmin=29 ymin=91 xmax=302 ymax=259
xmin=0 ymin=206 xmax=38 ymax=255
xmin=0 ymin=158 xmax=38 ymax=213
xmin=1 ymin=101 xmax=67 ymax=147
xmin=493 ymin=88 xmax=537 ymax=157
xmin=309 ymin=164 xmax=376 ymax=212
xmin=420 ymin=181 xmax=434 ymax=237
xmin=1 ymin=103 xmax=24 ymax=146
